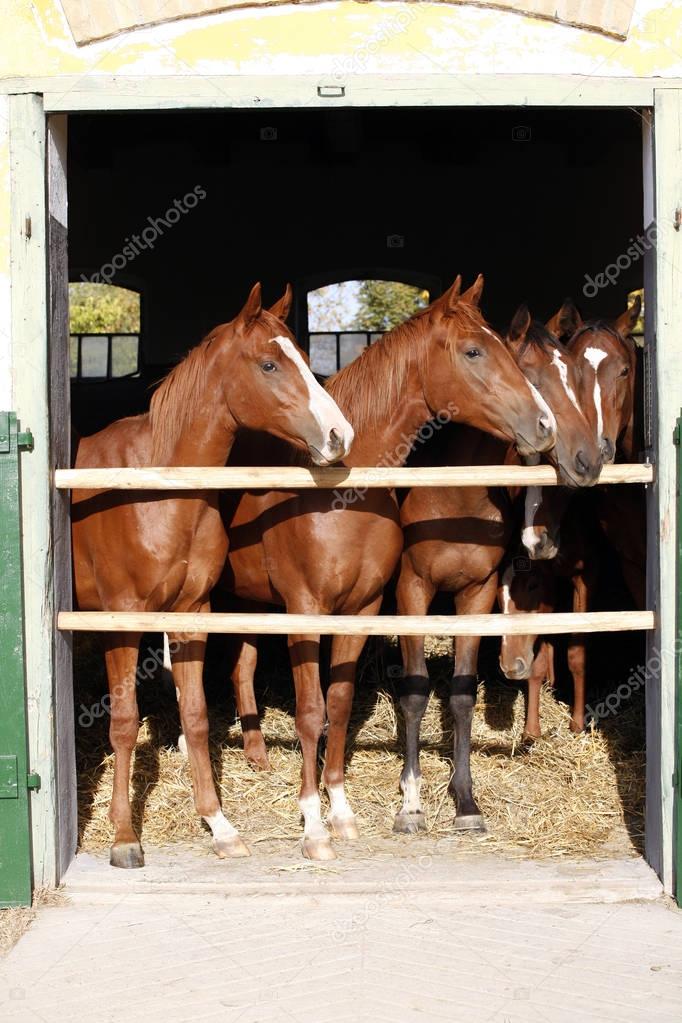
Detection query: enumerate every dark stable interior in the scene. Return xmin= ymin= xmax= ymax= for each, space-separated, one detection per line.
xmin=67 ymin=106 xmax=647 ymax=769
xmin=68 ymin=106 xmax=644 ymax=434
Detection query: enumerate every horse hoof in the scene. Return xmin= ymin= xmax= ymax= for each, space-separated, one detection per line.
xmin=393 ymin=811 xmax=426 ymax=834
xmin=110 ymin=841 xmax=145 ymax=869
xmin=302 ymin=837 xmax=336 ymax=861
xmin=177 ymin=733 xmax=188 ymax=757
xmin=569 ymin=720 xmax=584 ymax=735
xmin=453 ymin=814 xmax=486 ymax=832
xmin=213 ymin=835 xmax=250 ymax=859
xmin=245 ymin=750 xmax=271 ymax=771
xmin=522 ymin=730 xmax=541 ymax=742
xmin=329 ymin=815 xmax=359 ymax=841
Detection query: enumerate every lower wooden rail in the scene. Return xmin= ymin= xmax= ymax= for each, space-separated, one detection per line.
xmin=58 ymin=610 xmax=655 ymax=636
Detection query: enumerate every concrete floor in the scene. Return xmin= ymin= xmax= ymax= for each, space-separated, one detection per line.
xmin=1 ymin=847 xmax=681 ymax=1023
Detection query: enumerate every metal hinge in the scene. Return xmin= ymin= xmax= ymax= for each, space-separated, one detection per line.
xmin=18 ymin=430 xmax=34 ymax=452
xmin=27 ymin=772 xmax=41 ymax=792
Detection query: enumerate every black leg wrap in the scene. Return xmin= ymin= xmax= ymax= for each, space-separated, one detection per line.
xmin=448 ymin=674 xmax=478 ymax=699
xmin=396 ymin=675 xmax=432 ymax=699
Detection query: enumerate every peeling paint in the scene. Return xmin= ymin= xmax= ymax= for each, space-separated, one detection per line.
xmin=0 ymin=0 xmax=680 ymax=81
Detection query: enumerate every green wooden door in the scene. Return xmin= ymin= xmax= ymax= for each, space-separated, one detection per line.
xmin=0 ymin=412 xmax=38 ymax=907
xmin=676 ymin=413 xmax=682 ymax=905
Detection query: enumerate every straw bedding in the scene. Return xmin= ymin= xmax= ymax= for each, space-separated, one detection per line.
xmin=75 ymin=632 xmax=645 ymax=860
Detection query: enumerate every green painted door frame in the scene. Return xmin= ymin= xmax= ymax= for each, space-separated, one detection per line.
xmin=0 ymin=411 xmax=39 ymax=907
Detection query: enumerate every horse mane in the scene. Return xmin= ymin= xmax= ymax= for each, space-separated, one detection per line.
xmin=568 ymin=320 xmax=630 ymax=349
xmin=325 ymin=301 xmax=485 ymax=434
xmin=517 ymin=320 xmax=570 ymax=360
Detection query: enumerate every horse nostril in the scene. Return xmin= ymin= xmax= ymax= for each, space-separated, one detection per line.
xmin=514 ymin=658 xmax=529 ymax=677
xmin=600 ymin=438 xmax=615 ymax=463
xmin=329 ymin=427 xmax=343 ymax=452
xmin=538 ymin=414 xmax=553 ymax=438
xmin=574 ymin=450 xmax=590 ymax=476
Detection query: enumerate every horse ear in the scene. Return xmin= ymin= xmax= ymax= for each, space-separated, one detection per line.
xmin=614 ymin=294 xmax=642 ymax=337
xmin=546 ymin=298 xmax=582 ymax=343
xmin=507 ymin=304 xmax=532 ymax=352
xmin=268 ymin=283 xmax=293 ymax=323
xmin=439 ymin=275 xmax=462 ymax=312
xmin=461 ymin=274 xmax=484 ymax=307
xmin=237 ymin=282 xmax=263 ymax=326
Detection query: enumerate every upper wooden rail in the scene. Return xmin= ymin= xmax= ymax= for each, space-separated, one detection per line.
xmin=58 ymin=610 xmax=655 ymax=636
xmin=55 ymin=463 xmax=653 ymax=490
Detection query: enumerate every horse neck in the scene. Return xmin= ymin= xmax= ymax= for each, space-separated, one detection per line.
xmin=329 ymin=347 xmax=433 ymax=468
xmin=158 ymin=347 xmax=238 ymax=467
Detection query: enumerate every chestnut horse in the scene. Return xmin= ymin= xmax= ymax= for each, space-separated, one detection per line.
xmin=393 ymin=307 xmax=602 ymax=833
xmin=72 ymin=283 xmax=354 ymax=868
xmin=497 ymin=554 xmax=555 ymax=739
xmin=220 ymin=276 xmax=558 ymax=859
xmin=504 ymin=297 xmax=642 ymax=736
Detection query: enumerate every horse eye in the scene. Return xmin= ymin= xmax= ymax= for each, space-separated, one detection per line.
xmin=261 ymin=361 xmax=278 ymax=374
xmin=620 ymin=366 xmax=630 ymax=377
xmin=465 ymin=348 xmax=481 ymax=359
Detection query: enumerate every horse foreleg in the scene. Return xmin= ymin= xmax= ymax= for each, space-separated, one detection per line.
xmin=450 ymin=576 xmax=497 ymax=831
xmin=169 ymin=622 xmax=249 ymax=858
xmin=568 ymin=573 xmax=589 ymax=733
xmin=323 ymin=596 xmax=383 ymax=842
xmin=524 ymin=641 xmax=550 ymax=740
xmin=288 ymin=632 xmax=333 ymax=860
xmin=232 ymin=635 xmax=270 ymax=771
xmin=105 ymin=632 xmax=144 ymax=868
xmin=393 ymin=563 xmax=435 ymax=834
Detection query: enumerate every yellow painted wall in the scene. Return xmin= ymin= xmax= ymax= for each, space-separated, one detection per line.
xmin=0 ymin=0 xmax=681 ymax=82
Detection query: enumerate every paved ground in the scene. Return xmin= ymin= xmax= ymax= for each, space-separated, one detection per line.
xmin=1 ymin=849 xmax=681 ymax=1023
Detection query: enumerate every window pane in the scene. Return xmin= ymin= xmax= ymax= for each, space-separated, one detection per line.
xmin=80 ymin=335 xmax=108 ymax=378
xmin=69 ymin=336 xmax=79 ymax=378
xmin=339 ymin=333 xmax=368 ymax=369
xmin=309 ymin=334 xmax=337 ymax=376
xmin=111 ymin=335 xmax=139 ymax=377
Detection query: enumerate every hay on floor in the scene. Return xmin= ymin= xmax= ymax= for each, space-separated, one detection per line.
xmin=76 ymin=634 xmax=645 ymax=859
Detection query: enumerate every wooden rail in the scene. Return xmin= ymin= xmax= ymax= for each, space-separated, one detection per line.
xmin=55 ymin=463 xmax=653 ymax=490
xmin=58 ymin=610 xmax=655 ymax=636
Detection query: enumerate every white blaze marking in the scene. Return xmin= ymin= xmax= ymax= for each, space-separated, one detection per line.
xmin=500 ymin=563 xmax=515 ymax=614
xmin=551 ymin=349 xmax=580 ymax=411
xmin=584 ymin=347 xmax=608 ymax=442
xmin=299 ymin=793 xmax=329 ymax=841
xmin=272 ymin=336 xmax=354 ymax=456
xmin=526 ymin=379 xmax=557 ymax=435
xmin=399 ymin=772 xmax=422 ymax=814
xmin=163 ymin=633 xmax=172 ymax=673
xmin=203 ymin=810 xmax=238 ymax=840
xmin=326 ymin=784 xmax=355 ymax=822
xmin=521 ymin=453 xmax=542 ymax=555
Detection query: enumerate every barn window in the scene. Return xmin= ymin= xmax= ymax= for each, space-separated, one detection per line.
xmin=307 ymin=279 xmax=429 ymax=376
xmin=69 ymin=283 xmax=141 ymax=380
